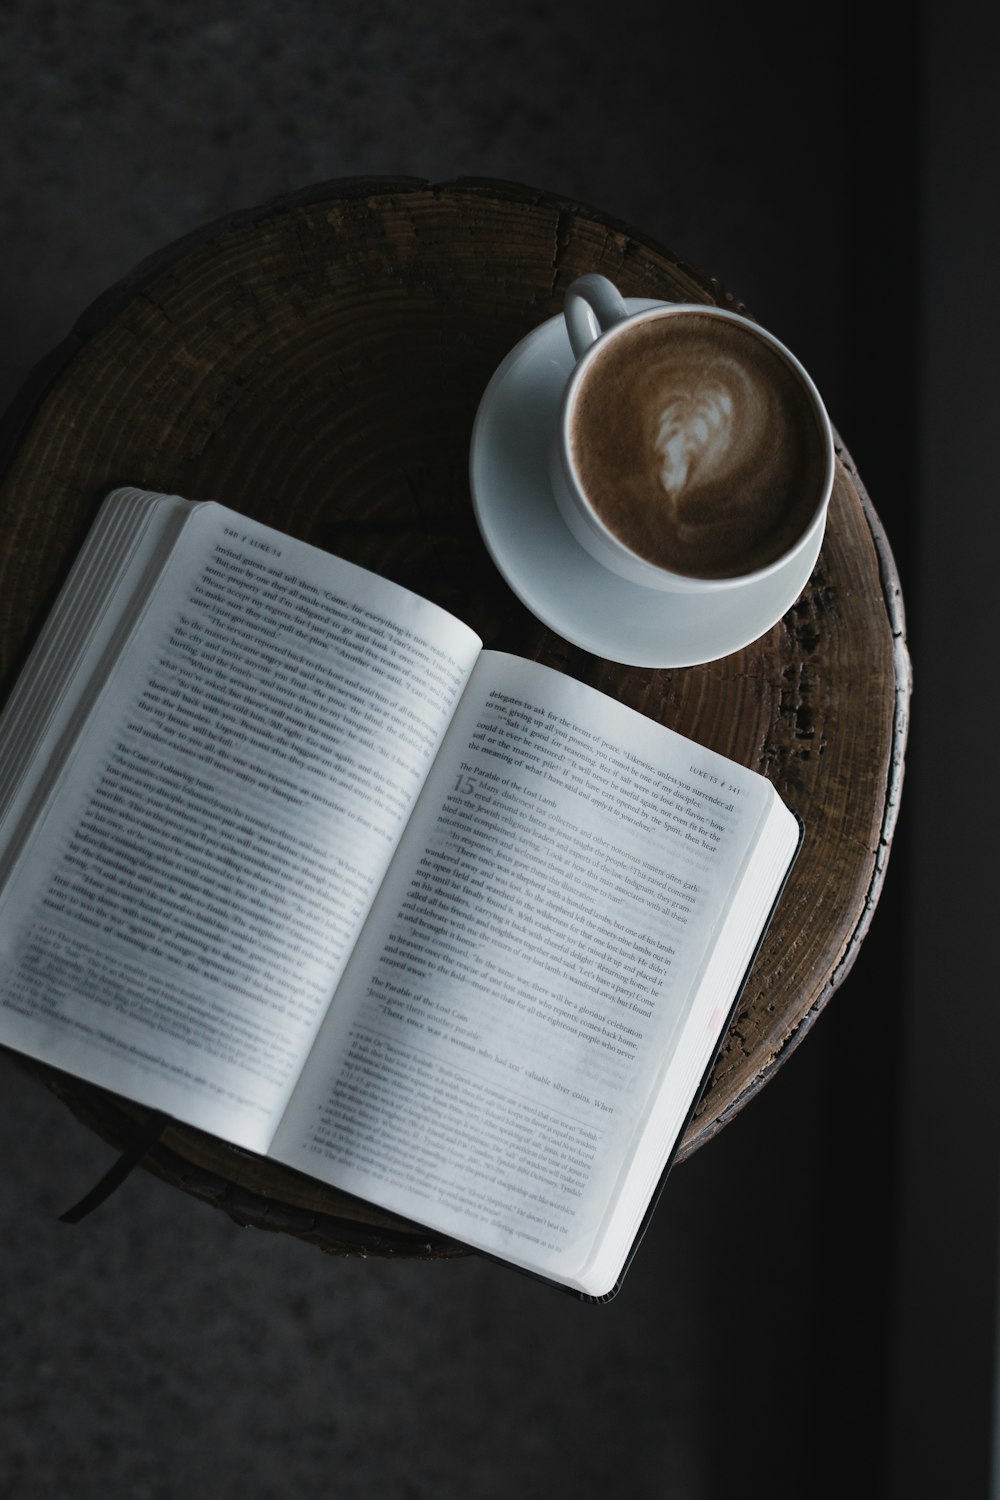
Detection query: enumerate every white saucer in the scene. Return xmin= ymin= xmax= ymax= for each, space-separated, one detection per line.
xmin=469 ymin=300 xmax=824 ymax=668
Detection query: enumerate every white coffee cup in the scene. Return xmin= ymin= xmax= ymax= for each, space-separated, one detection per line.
xmin=548 ymin=274 xmax=835 ymax=595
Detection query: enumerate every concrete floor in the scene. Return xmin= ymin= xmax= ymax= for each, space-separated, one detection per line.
xmin=0 ymin=5 xmax=914 ymax=1496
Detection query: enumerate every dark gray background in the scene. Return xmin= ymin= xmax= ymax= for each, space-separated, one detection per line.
xmin=0 ymin=4 xmax=994 ymax=1497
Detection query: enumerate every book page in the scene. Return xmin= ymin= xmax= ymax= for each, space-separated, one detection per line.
xmin=273 ymin=652 xmax=774 ymax=1284
xmin=0 ymin=499 xmax=481 ymax=1151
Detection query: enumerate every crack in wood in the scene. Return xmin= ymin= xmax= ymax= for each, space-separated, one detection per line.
xmin=548 ymin=206 xmax=574 ymax=297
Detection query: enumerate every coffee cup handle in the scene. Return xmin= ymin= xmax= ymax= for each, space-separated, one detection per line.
xmin=564 ymin=274 xmax=630 ymax=361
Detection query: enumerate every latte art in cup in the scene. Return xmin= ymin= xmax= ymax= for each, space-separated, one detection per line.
xmin=569 ymin=311 xmax=830 ymax=580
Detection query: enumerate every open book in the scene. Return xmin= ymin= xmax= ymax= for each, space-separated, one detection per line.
xmin=0 ymin=489 xmax=800 ymax=1299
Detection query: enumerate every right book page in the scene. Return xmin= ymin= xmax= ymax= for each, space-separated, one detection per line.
xmin=271 ymin=652 xmax=799 ymax=1296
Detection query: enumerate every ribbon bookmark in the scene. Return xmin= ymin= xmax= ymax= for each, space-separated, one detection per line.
xmin=58 ymin=1112 xmax=169 ymax=1223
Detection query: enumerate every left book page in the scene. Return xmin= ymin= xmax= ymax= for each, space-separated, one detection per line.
xmin=0 ymin=490 xmax=482 ymax=1152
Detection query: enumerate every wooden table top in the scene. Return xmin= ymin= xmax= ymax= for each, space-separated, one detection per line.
xmin=0 ymin=177 xmax=911 ymax=1256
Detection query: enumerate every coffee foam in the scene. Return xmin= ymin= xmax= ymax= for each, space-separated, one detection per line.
xmin=569 ymin=312 xmax=828 ymax=579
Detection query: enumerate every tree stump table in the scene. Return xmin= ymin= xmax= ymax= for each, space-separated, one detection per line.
xmin=0 ymin=177 xmax=911 ymax=1257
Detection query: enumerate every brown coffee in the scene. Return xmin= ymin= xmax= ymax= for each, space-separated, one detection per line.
xmin=569 ymin=311 xmax=829 ymax=579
